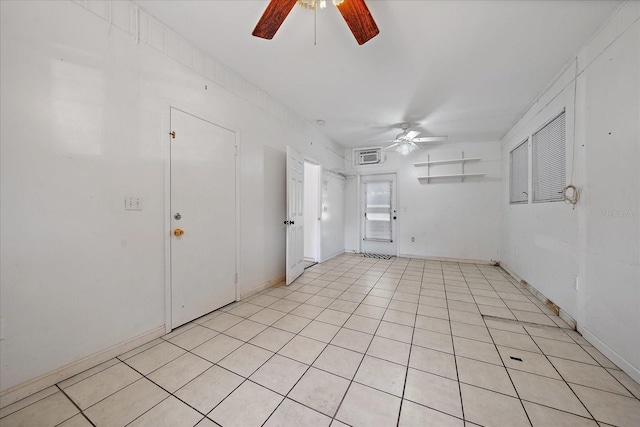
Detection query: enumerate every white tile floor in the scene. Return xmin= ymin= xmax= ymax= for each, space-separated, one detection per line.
xmin=2 ymin=254 xmax=640 ymax=427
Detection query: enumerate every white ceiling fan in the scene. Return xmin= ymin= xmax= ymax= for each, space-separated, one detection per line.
xmin=382 ymin=123 xmax=447 ymax=155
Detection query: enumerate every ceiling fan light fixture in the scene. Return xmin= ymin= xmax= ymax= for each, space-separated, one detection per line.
xmin=397 ymin=142 xmax=418 ymax=155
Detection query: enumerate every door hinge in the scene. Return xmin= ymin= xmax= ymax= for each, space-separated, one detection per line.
xmin=170 ymin=131 xmax=176 ymax=139
xmin=234 ymin=146 xmax=238 ymax=156
xmin=234 ymin=273 xmax=238 ymax=283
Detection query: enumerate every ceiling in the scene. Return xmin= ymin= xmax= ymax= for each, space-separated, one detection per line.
xmin=138 ymin=0 xmax=620 ymax=148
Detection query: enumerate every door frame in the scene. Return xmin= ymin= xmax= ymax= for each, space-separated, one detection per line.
xmin=303 ymin=157 xmax=322 ymax=263
xmin=357 ymin=171 xmax=400 ymax=257
xmin=162 ymin=100 xmax=241 ymax=333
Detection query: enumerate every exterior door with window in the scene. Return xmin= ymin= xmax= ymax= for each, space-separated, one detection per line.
xmin=360 ymin=173 xmax=397 ymax=256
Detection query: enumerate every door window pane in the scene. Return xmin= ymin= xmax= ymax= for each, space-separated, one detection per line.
xmin=364 ymin=181 xmax=392 ymax=241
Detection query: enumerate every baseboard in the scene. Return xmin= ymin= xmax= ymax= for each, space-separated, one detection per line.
xmin=499 ymin=264 xmax=523 ymax=283
xmin=239 ymin=275 xmax=285 ymax=300
xmin=397 ymin=253 xmax=498 ymax=265
xmin=501 ymin=264 xmax=639 ymax=383
xmin=321 ymin=250 xmax=346 ymax=263
xmin=518 ymin=281 xmax=577 ymax=330
xmin=558 ymin=308 xmax=577 ymax=330
xmin=0 ymin=326 xmax=165 ymax=409
xmin=580 ymin=327 xmax=640 ymax=384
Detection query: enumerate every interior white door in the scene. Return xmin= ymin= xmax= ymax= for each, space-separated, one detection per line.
xmin=170 ymin=108 xmax=236 ymax=328
xmin=286 ymin=146 xmax=305 ymax=285
xmin=360 ymin=173 xmax=398 ymax=256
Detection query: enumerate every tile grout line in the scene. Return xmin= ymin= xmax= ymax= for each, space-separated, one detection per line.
xmin=103 ymin=357 xmax=215 ymax=425
xmin=328 ymin=258 xmax=396 ymax=425
xmin=519 ymin=317 xmax=601 ymax=423
xmin=176 ymin=259 xmax=354 ymax=425
xmin=395 ymin=260 xmax=427 ymax=427
xmin=10 ymin=255 xmax=638 ymax=426
xmin=447 ymin=262 xmax=469 ymax=425
xmin=328 ymin=257 xmax=410 ymax=426
xmin=90 ymin=260 xmax=540 ymax=425
xmin=476 ymin=264 xmax=535 ymax=427
xmin=254 ymin=260 xmax=365 ymax=426
xmin=55 ymin=384 xmax=97 ymax=427
xmin=251 ymin=255 xmax=390 ymax=426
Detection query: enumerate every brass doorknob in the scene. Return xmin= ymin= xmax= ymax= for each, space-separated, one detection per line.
xmin=173 ymin=228 xmax=184 ymax=237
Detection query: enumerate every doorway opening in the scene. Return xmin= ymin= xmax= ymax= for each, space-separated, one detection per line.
xmin=303 ymin=161 xmax=321 ymax=268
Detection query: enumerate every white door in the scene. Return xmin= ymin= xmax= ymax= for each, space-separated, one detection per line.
xmin=361 ymin=173 xmax=398 ymax=256
xmin=170 ymin=108 xmax=236 ymax=328
xmin=286 ymin=146 xmax=304 ymax=285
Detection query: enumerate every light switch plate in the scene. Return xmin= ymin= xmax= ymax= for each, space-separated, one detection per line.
xmin=125 ymin=196 xmax=142 ymax=211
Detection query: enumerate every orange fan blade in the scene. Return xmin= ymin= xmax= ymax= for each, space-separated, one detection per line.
xmin=336 ymin=0 xmax=379 ymax=45
xmin=252 ymin=0 xmax=298 ymax=40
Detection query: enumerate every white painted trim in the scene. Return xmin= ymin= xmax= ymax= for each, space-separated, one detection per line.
xmin=359 ymin=172 xmax=399 ymax=257
xmin=234 ymin=129 xmax=242 ymax=302
xmin=162 ymin=100 xmax=240 ymax=333
xmin=502 ymin=263 xmax=578 ymax=330
xmin=163 ymin=101 xmax=172 ymax=334
xmin=356 ymin=174 xmax=361 ymax=254
xmin=272 ymin=276 xmax=286 ymax=287
xmin=303 ymin=158 xmax=322 ymax=263
xmin=579 ymin=327 xmax=640 ymax=384
xmin=398 ymin=254 xmax=497 ymax=265
xmin=240 ymin=275 xmax=285 ymax=299
xmin=559 ymin=308 xmax=577 ymax=330
xmin=314 ymin=163 xmax=322 ymax=264
xmin=499 ymin=263 xmax=523 ymax=283
xmin=0 ymin=326 xmax=165 ymax=408
xmin=322 ymin=250 xmax=346 ymax=263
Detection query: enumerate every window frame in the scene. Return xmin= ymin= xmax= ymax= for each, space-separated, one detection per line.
xmin=509 ymin=138 xmax=529 ymax=205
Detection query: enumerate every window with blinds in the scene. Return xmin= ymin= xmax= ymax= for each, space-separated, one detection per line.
xmin=532 ymin=111 xmax=566 ymax=203
xmin=510 ymin=139 xmax=528 ymax=204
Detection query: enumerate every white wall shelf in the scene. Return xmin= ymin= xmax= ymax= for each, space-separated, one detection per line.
xmin=414 ymin=152 xmax=485 ymax=183
xmin=413 ymin=157 xmax=481 ymax=167
xmin=418 ymin=173 xmax=486 ymax=180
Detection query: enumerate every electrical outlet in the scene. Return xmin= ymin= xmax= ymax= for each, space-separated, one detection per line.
xmin=125 ymin=196 xmax=143 ymax=211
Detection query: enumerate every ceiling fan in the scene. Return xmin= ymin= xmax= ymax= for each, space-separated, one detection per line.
xmin=252 ymin=0 xmax=379 ymax=45
xmin=382 ymin=124 xmax=448 ymax=155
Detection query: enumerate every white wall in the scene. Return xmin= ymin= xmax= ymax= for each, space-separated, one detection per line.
xmin=501 ymin=2 xmax=639 ymax=381
xmin=304 ymin=162 xmax=320 ymax=261
xmin=0 ymin=0 xmax=345 ymax=397
xmin=344 ymin=141 xmax=502 ymax=262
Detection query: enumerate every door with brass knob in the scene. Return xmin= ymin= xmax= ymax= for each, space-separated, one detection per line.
xmin=169 ymin=107 xmax=237 ymax=329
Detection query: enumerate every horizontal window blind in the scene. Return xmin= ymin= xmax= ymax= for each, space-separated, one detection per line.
xmin=510 ymin=140 xmax=528 ymax=204
xmin=533 ymin=111 xmax=566 ymax=202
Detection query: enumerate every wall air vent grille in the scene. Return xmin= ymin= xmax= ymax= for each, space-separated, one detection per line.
xmin=355 ymin=148 xmax=381 ymax=166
